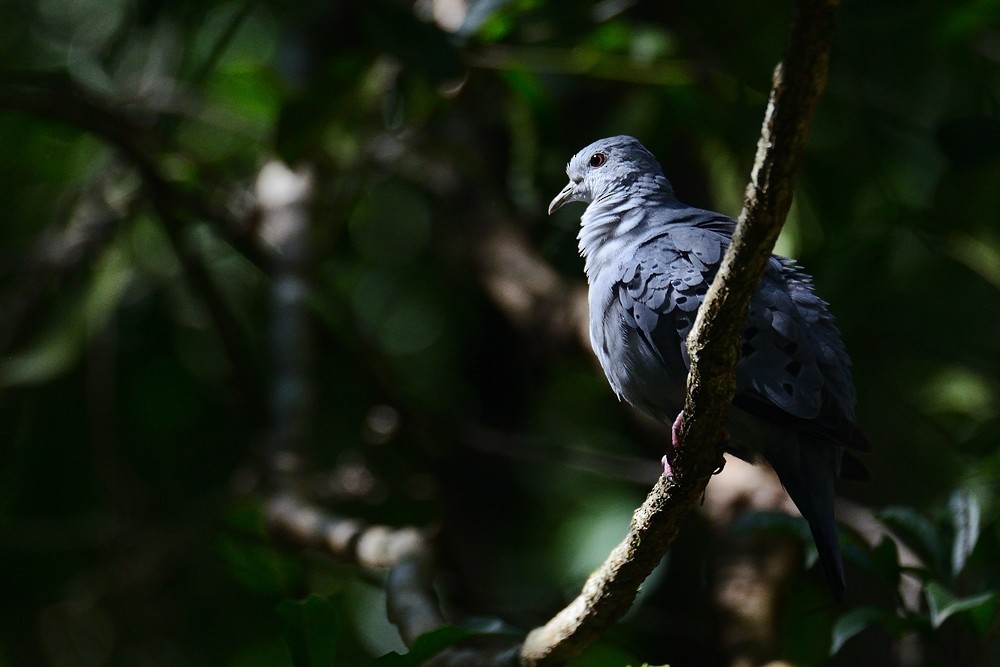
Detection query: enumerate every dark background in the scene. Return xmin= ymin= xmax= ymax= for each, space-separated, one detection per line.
xmin=1 ymin=1 xmax=999 ymax=665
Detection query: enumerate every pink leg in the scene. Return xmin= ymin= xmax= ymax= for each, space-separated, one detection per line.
xmin=662 ymin=410 xmax=727 ymax=479
xmin=661 ymin=410 xmax=686 ymax=479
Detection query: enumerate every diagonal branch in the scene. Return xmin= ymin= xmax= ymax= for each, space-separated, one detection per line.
xmin=0 ymin=71 xmax=270 ymax=271
xmin=0 ymin=71 xmax=269 ymax=413
xmin=520 ymin=1 xmax=842 ymax=664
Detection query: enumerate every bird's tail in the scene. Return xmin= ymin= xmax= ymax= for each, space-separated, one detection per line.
xmin=806 ymin=499 xmax=847 ymax=602
xmin=766 ymin=440 xmax=846 ymax=600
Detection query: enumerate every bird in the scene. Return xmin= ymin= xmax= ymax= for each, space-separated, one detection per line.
xmin=548 ymin=135 xmax=870 ymax=600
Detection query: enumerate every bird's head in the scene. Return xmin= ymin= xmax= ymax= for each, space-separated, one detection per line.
xmin=548 ymin=135 xmax=671 ymax=215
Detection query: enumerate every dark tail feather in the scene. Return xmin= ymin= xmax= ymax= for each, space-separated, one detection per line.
xmin=807 ymin=504 xmax=846 ymax=601
xmin=765 ymin=440 xmax=846 ymax=600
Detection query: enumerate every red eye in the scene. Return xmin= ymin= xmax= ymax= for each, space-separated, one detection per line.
xmin=589 ymin=152 xmax=607 ymax=168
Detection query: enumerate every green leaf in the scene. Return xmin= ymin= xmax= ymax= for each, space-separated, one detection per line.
xmin=0 ymin=244 xmax=134 ymax=387
xmin=460 ymin=0 xmax=514 ymax=39
xmin=830 ymin=603 xmax=931 ymax=655
xmin=370 ymin=626 xmax=472 ymax=666
xmin=966 ymin=591 xmax=1000 ymax=636
xmin=277 ymin=594 xmax=340 ymax=667
xmin=844 ymin=534 xmax=902 ymax=588
xmin=925 ymin=581 xmax=954 ymax=628
xmin=925 ymin=581 xmax=999 ymax=631
xmin=830 ymin=606 xmax=894 ymax=655
xmin=949 ymin=487 xmax=981 ymax=576
xmin=872 ymin=536 xmax=903 ymax=588
xmin=880 ymin=506 xmax=947 ymax=575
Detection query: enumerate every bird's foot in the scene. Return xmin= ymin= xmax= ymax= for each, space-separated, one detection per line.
xmin=662 ymin=411 xmax=728 ymax=479
xmin=661 ymin=410 xmax=686 ymax=480
xmin=660 ymin=454 xmax=674 ymax=480
xmin=671 ymin=410 xmax=686 ymax=450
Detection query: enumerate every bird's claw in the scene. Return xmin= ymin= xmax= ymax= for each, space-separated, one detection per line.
xmin=664 ymin=411 xmax=726 ymax=479
xmin=670 ymin=410 xmax=686 ymax=450
xmin=660 ymin=454 xmax=675 ymax=480
xmin=661 ymin=410 xmax=687 ymax=481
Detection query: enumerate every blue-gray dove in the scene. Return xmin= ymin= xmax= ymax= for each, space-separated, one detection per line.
xmin=549 ymin=135 xmax=870 ymax=599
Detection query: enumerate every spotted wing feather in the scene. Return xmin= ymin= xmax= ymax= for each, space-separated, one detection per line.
xmin=614 ymin=218 xmax=868 ymax=452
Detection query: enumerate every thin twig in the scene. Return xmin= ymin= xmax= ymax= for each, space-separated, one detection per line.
xmin=386 ymin=554 xmax=446 ymax=646
xmin=189 ymin=1 xmax=260 ymax=86
xmin=264 ymin=492 xmax=450 ymax=651
xmin=264 ymin=494 xmax=428 ymax=568
xmin=149 ymin=188 xmax=267 ymax=416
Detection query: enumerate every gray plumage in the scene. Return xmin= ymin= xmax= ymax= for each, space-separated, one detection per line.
xmin=549 ymin=135 xmax=870 ymax=599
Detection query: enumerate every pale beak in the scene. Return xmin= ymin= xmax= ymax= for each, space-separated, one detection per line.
xmin=548 ymin=181 xmax=580 ymax=215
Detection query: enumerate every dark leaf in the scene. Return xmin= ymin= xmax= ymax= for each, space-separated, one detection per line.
xmin=936 ymin=115 xmax=1000 ymax=165
xmin=880 ymin=506 xmax=948 ymax=576
xmin=370 ymin=626 xmax=472 ymax=666
xmin=278 ymin=594 xmax=340 ymax=667
xmin=830 ymin=606 xmax=894 ymax=655
xmin=868 ymin=536 xmax=902 ymax=589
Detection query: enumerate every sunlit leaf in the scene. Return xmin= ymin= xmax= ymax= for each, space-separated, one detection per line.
xmin=950 ymin=487 xmax=981 ymax=576
xmin=925 ymin=581 xmax=999 ymax=631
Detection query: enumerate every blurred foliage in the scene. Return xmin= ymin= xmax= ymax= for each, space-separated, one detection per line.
xmin=829 ymin=486 xmax=1000 ymax=665
xmin=1 ymin=0 xmax=1000 ymax=665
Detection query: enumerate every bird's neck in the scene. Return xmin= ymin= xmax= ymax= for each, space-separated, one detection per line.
xmin=577 ymin=181 xmax=675 ymax=277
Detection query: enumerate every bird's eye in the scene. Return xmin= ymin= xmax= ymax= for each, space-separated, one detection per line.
xmin=589 ymin=152 xmax=607 ymax=168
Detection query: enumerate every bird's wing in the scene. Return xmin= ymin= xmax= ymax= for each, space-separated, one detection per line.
xmin=735 ymin=258 xmax=871 ymax=451
xmin=614 ymin=221 xmax=726 ymax=380
xmin=616 ymin=221 xmax=869 ymax=451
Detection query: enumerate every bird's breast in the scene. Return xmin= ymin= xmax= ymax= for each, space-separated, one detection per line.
xmin=587 ymin=271 xmax=686 ymax=420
